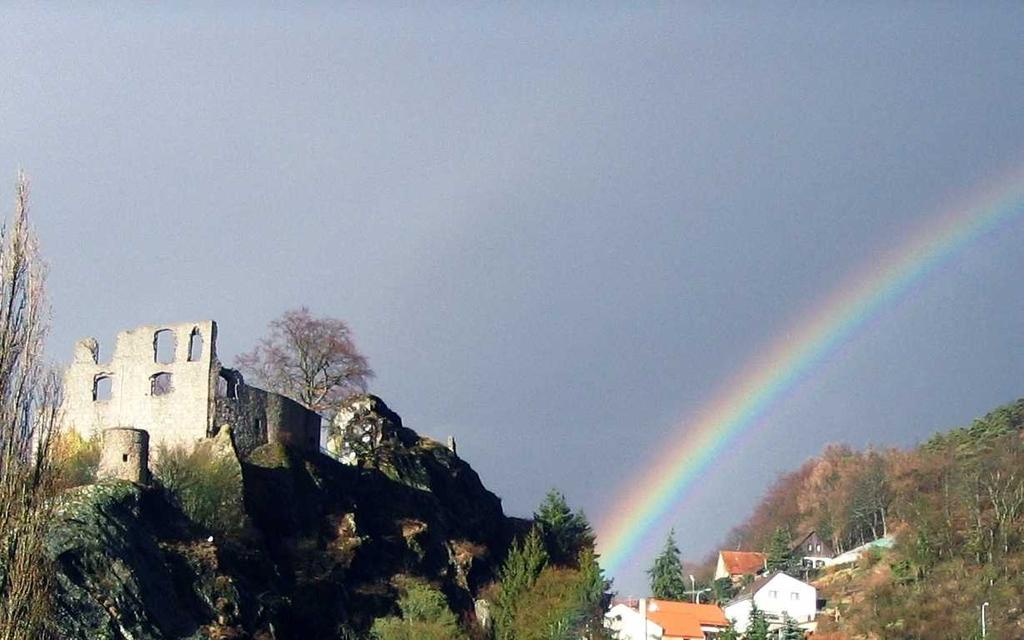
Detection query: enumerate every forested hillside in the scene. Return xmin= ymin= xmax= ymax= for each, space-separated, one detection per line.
xmin=715 ymin=398 xmax=1024 ymax=639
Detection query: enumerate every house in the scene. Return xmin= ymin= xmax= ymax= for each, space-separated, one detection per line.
xmin=723 ymin=572 xmax=816 ymax=634
xmin=714 ymin=550 xmax=767 ymax=581
xmin=791 ymin=531 xmax=834 ymax=568
xmin=605 ymin=599 xmax=730 ymax=639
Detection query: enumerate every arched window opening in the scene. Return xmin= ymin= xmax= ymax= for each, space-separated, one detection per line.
xmin=216 ymin=370 xmax=237 ymax=399
xmin=151 ymin=372 xmax=173 ymax=396
xmin=187 ymin=328 xmax=203 ymax=362
xmin=154 ymin=329 xmax=176 ymax=364
xmin=93 ymin=375 xmax=113 ymax=402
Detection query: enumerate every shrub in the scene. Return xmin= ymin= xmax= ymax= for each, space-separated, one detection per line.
xmin=54 ymin=431 xmax=101 ymax=489
xmin=370 ymin=578 xmax=466 ymax=640
xmin=153 ymin=441 xmax=245 ymax=535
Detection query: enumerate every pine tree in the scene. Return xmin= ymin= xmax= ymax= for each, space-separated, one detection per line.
xmin=746 ymin=603 xmax=771 ymax=640
xmin=718 ymin=621 xmax=740 ymax=640
xmin=534 ymin=489 xmax=595 ymax=565
xmin=494 ymin=528 xmax=549 ymax=640
xmin=647 ymin=529 xmax=688 ymax=600
xmin=573 ymin=547 xmax=613 ymax=639
xmin=765 ymin=526 xmax=794 ymax=573
xmin=780 ymin=614 xmax=804 ymax=639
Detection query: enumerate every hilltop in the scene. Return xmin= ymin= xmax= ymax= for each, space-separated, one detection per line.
xmin=706 ymin=398 xmax=1024 ymax=639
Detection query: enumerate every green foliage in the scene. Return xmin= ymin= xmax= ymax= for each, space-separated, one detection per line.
xmin=492 ymin=532 xmax=612 ymax=640
xmin=371 ymin=578 xmax=465 ymax=640
xmin=712 ymin=577 xmax=737 ymax=604
xmin=534 ymin=489 xmax=595 ymax=566
xmin=56 ymin=431 xmax=100 ymax=489
xmin=764 ymin=526 xmax=794 ymax=573
xmin=746 ymin=603 xmax=770 ymax=640
xmin=494 ymin=528 xmax=549 ymax=640
xmin=647 ymin=528 xmax=687 ymax=600
xmin=718 ymin=621 xmax=740 ymax=640
xmin=152 ymin=442 xmax=244 ymax=535
xmin=923 ymin=398 xmax=1024 ymax=454
xmin=780 ymin=614 xmax=804 ymax=639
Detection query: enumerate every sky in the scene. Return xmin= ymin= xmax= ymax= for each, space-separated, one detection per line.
xmin=2 ymin=3 xmax=1023 ymax=595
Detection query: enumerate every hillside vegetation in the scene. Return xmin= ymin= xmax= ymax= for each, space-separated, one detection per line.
xmin=718 ymin=399 xmax=1024 ymax=639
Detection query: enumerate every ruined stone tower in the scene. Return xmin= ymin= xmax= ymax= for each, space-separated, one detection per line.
xmin=98 ymin=427 xmax=149 ymax=483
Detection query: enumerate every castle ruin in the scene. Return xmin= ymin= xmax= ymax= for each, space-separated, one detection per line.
xmin=62 ymin=320 xmax=321 ymax=457
xmin=97 ymin=427 xmax=149 ymax=483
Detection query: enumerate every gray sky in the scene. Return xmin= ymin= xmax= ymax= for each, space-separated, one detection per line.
xmin=3 ymin=3 xmax=1023 ymax=594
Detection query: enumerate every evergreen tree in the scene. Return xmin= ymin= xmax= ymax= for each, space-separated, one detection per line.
xmin=573 ymin=547 xmax=613 ymax=639
xmin=494 ymin=528 xmax=549 ymax=640
xmin=764 ymin=526 xmax=794 ymax=573
xmin=718 ymin=621 xmax=740 ymax=640
xmin=746 ymin=603 xmax=770 ymax=640
xmin=712 ymin=577 xmax=737 ymax=604
xmin=780 ymin=614 xmax=804 ymax=639
xmin=647 ymin=529 xmax=688 ymax=600
xmin=534 ymin=489 xmax=595 ymax=565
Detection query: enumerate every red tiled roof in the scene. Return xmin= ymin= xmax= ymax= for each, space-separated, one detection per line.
xmin=645 ymin=600 xmax=730 ymax=638
xmin=719 ymin=550 xmax=766 ymax=575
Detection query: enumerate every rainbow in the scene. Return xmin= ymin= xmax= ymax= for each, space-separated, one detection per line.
xmin=596 ymin=165 xmax=1024 ymax=577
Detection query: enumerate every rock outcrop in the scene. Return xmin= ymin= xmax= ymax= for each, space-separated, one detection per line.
xmin=45 ymin=396 xmax=514 ymax=639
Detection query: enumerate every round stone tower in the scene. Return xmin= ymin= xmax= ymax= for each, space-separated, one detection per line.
xmin=98 ymin=427 xmax=150 ymax=484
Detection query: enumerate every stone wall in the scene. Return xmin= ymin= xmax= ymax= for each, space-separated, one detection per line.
xmin=63 ymin=320 xmax=322 ymax=458
xmin=62 ymin=321 xmax=218 ymax=453
xmin=213 ymin=368 xmax=321 ymax=457
xmin=98 ymin=427 xmax=150 ymax=483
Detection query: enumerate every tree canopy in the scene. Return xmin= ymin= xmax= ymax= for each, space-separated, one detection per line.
xmin=236 ymin=307 xmax=373 ymax=418
xmin=647 ymin=529 xmax=687 ymax=601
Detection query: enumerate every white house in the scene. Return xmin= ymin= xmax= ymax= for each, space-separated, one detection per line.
xmin=605 ymin=599 xmax=730 ymax=640
xmin=713 ymin=550 xmax=767 ymax=581
xmin=723 ymin=572 xmax=816 ymax=634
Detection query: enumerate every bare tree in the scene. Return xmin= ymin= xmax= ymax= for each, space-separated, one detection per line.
xmin=0 ymin=172 xmax=62 ymax=639
xmin=236 ymin=307 xmax=373 ymax=418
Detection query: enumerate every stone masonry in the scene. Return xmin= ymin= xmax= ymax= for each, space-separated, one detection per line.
xmin=62 ymin=320 xmax=321 ymax=457
xmin=98 ymin=427 xmax=150 ymax=483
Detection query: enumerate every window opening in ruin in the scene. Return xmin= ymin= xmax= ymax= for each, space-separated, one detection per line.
xmin=154 ymin=329 xmax=176 ymax=364
xmin=151 ymin=372 xmax=173 ymax=396
xmin=93 ymin=375 xmax=113 ymax=402
xmin=187 ymin=328 xmax=203 ymax=362
xmin=122 ymin=454 xmax=129 ymax=462
xmin=216 ymin=370 xmax=237 ymax=399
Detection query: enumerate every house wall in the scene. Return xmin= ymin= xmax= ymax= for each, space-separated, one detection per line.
xmin=62 ymin=321 xmax=217 ymax=452
xmin=751 ymin=574 xmax=816 ymax=623
xmin=714 ymin=555 xmax=729 ymax=580
xmin=604 ymin=603 xmax=663 ymax=640
xmin=723 ymin=600 xmax=753 ymax=634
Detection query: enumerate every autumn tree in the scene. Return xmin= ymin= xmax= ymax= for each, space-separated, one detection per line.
xmin=0 ymin=173 xmax=63 ymax=638
xmin=236 ymin=307 xmax=373 ymax=418
xmin=648 ymin=529 xmax=687 ymax=600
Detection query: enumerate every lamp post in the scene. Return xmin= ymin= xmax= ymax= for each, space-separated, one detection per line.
xmin=981 ymin=601 xmax=989 ymax=638
xmin=689 ymin=575 xmax=696 ymax=603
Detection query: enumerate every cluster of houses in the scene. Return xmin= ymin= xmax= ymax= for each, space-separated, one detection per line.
xmin=606 ymin=532 xmax=846 ymax=639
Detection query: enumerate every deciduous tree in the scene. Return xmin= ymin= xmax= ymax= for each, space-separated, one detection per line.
xmin=0 ymin=172 xmax=62 ymax=639
xmin=236 ymin=307 xmax=373 ymax=418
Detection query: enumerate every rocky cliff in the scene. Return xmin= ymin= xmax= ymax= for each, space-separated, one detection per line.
xmin=46 ymin=396 xmax=514 ymax=639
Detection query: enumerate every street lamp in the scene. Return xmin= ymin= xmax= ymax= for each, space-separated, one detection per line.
xmin=689 ymin=575 xmax=696 ymax=603
xmin=981 ymin=602 xmax=989 ymax=638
